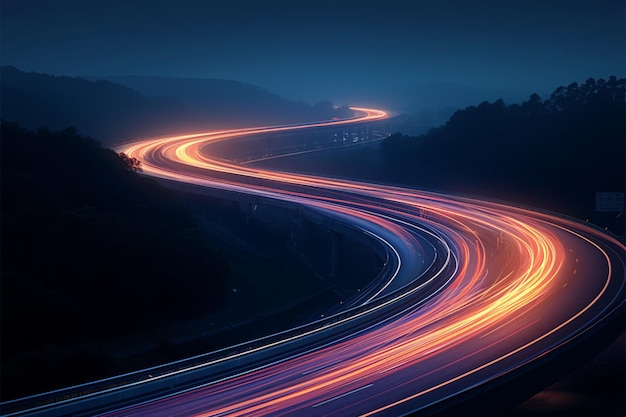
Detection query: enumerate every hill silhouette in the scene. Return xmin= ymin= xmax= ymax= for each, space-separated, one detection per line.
xmin=1 ymin=66 xmax=349 ymax=146
xmin=1 ymin=121 xmax=228 ymax=398
xmin=102 ymin=75 xmax=351 ymax=127
xmin=1 ymin=66 xmax=188 ymax=144
xmin=380 ymin=76 xmax=625 ymax=232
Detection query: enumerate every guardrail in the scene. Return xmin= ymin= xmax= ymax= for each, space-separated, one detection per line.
xmin=3 ymin=253 xmax=451 ymax=416
xmin=1 ymin=197 xmax=452 ymax=417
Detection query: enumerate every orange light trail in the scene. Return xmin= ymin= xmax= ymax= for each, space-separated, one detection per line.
xmin=99 ymin=107 xmax=625 ymax=416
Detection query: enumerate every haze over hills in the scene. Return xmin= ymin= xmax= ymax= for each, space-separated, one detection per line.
xmin=98 ymin=75 xmax=314 ymax=113
xmin=1 ymin=65 xmax=541 ymax=145
xmin=0 ymin=66 xmax=350 ymax=146
xmin=292 ymin=79 xmax=530 ymax=111
xmin=95 ymin=74 xmax=354 ymax=128
xmin=251 ymin=76 xmax=625 ymax=235
xmin=2 ymin=68 xmax=624 ymax=413
xmin=1 ymin=66 xmax=181 ymax=144
xmin=380 ymin=75 xmax=626 ymax=221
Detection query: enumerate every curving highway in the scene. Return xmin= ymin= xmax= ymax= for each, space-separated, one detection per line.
xmin=101 ymin=107 xmax=626 ymax=416
xmin=8 ymin=108 xmax=621 ymax=417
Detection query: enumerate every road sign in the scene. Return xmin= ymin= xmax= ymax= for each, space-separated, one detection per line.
xmin=595 ymin=192 xmax=624 ymax=212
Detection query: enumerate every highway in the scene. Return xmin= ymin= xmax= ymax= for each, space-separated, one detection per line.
xmin=4 ymin=107 xmax=623 ymax=416
xmin=109 ymin=107 xmax=626 ymax=416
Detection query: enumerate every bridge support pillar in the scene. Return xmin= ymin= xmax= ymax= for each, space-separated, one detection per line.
xmin=330 ymin=231 xmax=342 ymax=278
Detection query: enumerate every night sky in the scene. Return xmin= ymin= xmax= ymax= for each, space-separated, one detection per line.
xmin=2 ymin=0 xmax=624 ymax=106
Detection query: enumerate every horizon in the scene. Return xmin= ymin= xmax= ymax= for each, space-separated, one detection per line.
xmin=2 ymin=64 xmax=622 ymax=114
xmin=1 ymin=2 xmax=624 ymax=415
xmin=2 ymin=1 xmax=624 ymax=108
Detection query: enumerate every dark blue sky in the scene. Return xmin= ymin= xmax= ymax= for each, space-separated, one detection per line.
xmin=2 ymin=0 xmax=624 ymax=107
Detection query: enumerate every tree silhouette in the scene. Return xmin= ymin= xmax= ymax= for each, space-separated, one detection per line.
xmin=119 ymin=152 xmax=142 ymax=172
xmin=380 ymin=77 xmax=625 ymax=229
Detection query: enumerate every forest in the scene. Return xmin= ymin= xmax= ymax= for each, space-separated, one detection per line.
xmin=381 ymin=76 xmax=625 ymax=233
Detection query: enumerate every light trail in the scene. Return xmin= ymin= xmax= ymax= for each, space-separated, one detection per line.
xmin=8 ymin=107 xmax=622 ymax=417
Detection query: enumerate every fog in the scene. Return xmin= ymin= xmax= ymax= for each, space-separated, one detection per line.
xmin=2 ymin=0 xmax=624 ymax=109
xmin=1 ymin=1 xmax=625 ymax=414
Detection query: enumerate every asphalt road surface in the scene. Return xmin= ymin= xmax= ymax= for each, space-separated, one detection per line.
xmin=6 ymin=108 xmax=622 ymax=417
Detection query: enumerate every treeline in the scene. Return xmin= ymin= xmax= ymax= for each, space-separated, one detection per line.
xmin=381 ymin=76 xmax=625 ymax=225
xmin=1 ymin=122 xmax=228 ymax=397
xmin=1 ymin=66 xmax=352 ymax=146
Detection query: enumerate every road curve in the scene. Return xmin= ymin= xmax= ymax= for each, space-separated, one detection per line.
xmin=28 ymin=108 xmax=626 ymax=417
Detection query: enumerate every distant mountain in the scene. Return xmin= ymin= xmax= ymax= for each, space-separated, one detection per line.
xmin=1 ymin=67 xmax=345 ymax=145
xmin=102 ymin=75 xmax=309 ymax=114
xmin=393 ymin=82 xmax=530 ymax=109
xmin=327 ymin=80 xmax=531 ymax=134
xmin=98 ymin=75 xmax=350 ymax=131
xmin=1 ymin=66 xmax=189 ymax=144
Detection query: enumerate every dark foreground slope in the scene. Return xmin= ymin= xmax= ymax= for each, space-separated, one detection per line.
xmin=1 ymin=122 xmax=379 ymax=401
xmin=0 ymin=122 xmax=229 ymax=398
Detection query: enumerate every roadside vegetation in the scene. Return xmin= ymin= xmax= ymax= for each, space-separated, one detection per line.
xmin=260 ymin=76 xmax=625 ymax=236
xmin=380 ymin=76 xmax=625 ymax=232
xmin=3 ymin=75 xmax=622 ymax=401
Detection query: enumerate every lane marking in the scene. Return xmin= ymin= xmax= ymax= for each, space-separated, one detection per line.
xmin=312 ymin=384 xmax=374 ymax=408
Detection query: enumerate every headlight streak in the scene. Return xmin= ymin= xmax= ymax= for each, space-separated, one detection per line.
xmin=362 ymin=221 xmax=622 ymax=417
xmin=100 ymin=107 xmax=626 ymax=416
